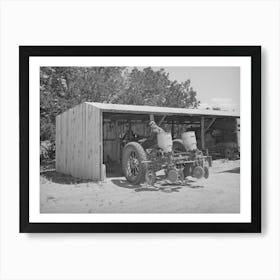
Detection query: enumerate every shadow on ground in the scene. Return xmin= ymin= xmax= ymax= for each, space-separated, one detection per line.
xmin=220 ymin=167 xmax=240 ymax=174
xmin=135 ymin=186 xmax=183 ymax=193
xmin=111 ymin=178 xmax=204 ymax=193
xmin=40 ymin=170 xmax=92 ymax=185
xmin=110 ymin=179 xmax=139 ymax=189
xmin=106 ymin=163 xmax=122 ymax=178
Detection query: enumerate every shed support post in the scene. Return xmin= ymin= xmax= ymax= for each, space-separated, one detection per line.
xmin=201 ymin=116 xmax=205 ymax=150
xmin=236 ymin=118 xmax=240 ymax=151
xmin=205 ymin=117 xmax=216 ymax=133
xmin=149 ymin=114 xmax=154 ymax=122
xmin=158 ymin=115 xmax=166 ymax=126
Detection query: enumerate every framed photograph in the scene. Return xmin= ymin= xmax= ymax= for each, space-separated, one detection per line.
xmin=20 ymin=46 xmax=261 ymax=233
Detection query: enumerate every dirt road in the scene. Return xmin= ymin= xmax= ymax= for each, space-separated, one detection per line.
xmin=40 ymin=160 xmax=240 ymax=213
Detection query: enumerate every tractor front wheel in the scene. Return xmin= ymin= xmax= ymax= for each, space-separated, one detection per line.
xmin=122 ymin=142 xmax=148 ymax=185
xmin=192 ymin=166 xmax=205 ymax=179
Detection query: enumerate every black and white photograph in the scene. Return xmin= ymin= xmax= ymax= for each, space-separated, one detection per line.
xmin=40 ymin=66 xmax=241 ymax=214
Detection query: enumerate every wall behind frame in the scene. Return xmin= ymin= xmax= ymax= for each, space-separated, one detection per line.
xmin=0 ymin=1 xmax=279 ymax=280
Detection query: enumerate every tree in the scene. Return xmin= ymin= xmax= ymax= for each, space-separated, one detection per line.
xmin=40 ymin=67 xmax=126 ymax=142
xmin=117 ymin=67 xmax=200 ymax=108
xmin=117 ymin=67 xmax=170 ymax=106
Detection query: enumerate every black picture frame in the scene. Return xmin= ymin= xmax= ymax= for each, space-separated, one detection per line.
xmin=20 ymin=46 xmax=261 ymax=233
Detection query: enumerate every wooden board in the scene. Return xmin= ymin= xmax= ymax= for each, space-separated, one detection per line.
xmin=55 ymin=115 xmax=61 ymax=172
xmin=55 ymin=103 xmax=102 ymax=180
xmin=85 ymin=103 xmax=101 ymax=180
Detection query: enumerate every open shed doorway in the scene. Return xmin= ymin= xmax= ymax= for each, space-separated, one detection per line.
xmin=102 ymin=112 xmax=151 ymax=177
xmin=102 ymin=112 xmax=239 ymax=178
xmin=102 ymin=112 xmax=209 ymax=178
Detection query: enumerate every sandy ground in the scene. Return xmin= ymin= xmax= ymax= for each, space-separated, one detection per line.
xmin=40 ymin=159 xmax=240 ymax=213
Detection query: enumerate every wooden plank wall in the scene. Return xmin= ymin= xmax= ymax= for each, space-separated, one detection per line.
xmin=55 ymin=114 xmax=61 ymax=173
xmin=103 ymin=121 xmax=119 ymax=162
xmin=55 ymin=103 xmax=101 ymax=180
xmin=103 ymin=120 xmax=148 ymax=164
xmin=85 ymin=103 xmax=101 ymax=180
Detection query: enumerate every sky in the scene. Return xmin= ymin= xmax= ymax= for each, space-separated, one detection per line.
xmin=152 ymin=66 xmax=240 ymax=112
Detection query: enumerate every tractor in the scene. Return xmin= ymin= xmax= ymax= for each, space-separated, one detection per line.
xmin=121 ymin=119 xmax=211 ymax=185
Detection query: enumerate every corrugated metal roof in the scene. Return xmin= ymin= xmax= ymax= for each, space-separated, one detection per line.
xmin=86 ymin=102 xmax=240 ymax=117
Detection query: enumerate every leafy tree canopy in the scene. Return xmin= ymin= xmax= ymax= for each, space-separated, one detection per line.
xmin=40 ymin=66 xmax=200 ymax=144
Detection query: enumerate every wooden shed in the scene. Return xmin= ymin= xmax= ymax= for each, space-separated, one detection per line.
xmin=56 ymin=102 xmax=240 ymax=180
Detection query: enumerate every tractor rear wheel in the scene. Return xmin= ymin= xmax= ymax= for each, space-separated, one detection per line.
xmin=122 ymin=142 xmax=148 ymax=185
